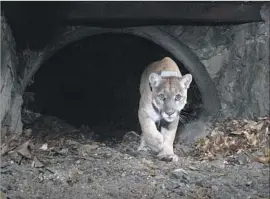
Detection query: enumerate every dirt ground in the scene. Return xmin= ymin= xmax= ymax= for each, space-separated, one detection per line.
xmin=1 ymin=112 xmax=270 ymax=199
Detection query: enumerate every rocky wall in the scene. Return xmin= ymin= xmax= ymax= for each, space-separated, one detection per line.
xmin=161 ymin=4 xmax=269 ymax=118
xmin=1 ymin=16 xmax=23 ymax=134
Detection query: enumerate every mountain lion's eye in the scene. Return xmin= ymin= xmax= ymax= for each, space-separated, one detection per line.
xmin=175 ymin=94 xmax=181 ymax=101
xmin=158 ymin=94 xmax=166 ymax=100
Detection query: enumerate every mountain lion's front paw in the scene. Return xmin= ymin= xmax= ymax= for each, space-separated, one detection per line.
xmin=145 ymin=133 xmax=164 ymax=153
xmin=157 ymin=152 xmax=179 ymax=162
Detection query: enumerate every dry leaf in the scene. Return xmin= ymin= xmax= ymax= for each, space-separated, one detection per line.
xmin=202 ymin=139 xmax=210 ymax=150
xmin=68 ymin=168 xmax=82 ymax=184
xmin=210 ymin=130 xmax=224 ymax=137
xmin=196 ymin=138 xmax=206 ymax=146
xmin=1 ymin=136 xmax=18 ymax=156
xmin=255 ymin=156 xmax=270 ymax=164
xmin=32 ymin=157 xmax=44 ymax=168
xmin=247 ymin=134 xmax=257 ymax=146
xmin=258 ymin=117 xmax=269 ymax=120
xmin=214 ymin=135 xmax=224 ymax=145
xmin=142 ymin=158 xmax=157 ymax=169
xmin=245 ymin=151 xmax=270 ymax=164
xmin=39 ymin=143 xmax=48 ymax=151
xmin=212 ymin=172 xmax=226 ymax=177
xmin=173 ymin=168 xmax=188 ymax=175
xmin=243 ymin=131 xmax=251 ymax=140
xmin=224 ymin=137 xmax=229 ymax=148
xmin=194 ymin=118 xmax=270 ymax=160
xmin=242 ymin=119 xmax=248 ymax=123
xmin=255 ymin=122 xmax=264 ymax=131
xmin=265 ymin=127 xmax=269 ymax=135
xmin=16 ymin=139 xmax=32 ymax=159
xmin=149 ymin=170 xmax=157 ymax=177
xmin=263 ymin=148 xmax=270 ymax=156
xmin=0 ymin=191 xmax=7 ymax=199
xmin=188 ymin=166 xmax=199 ymax=171
xmin=243 ymin=121 xmax=257 ymax=130
xmin=1 ymin=143 xmax=9 ymax=156
xmin=59 ymin=148 xmax=68 ymax=154
xmin=24 ymin=128 xmax=32 ymax=137
xmin=78 ymin=143 xmax=99 ymax=156
xmin=230 ymin=131 xmax=243 ymax=135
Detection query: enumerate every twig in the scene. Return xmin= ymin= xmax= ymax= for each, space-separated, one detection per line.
xmin=70 ymin=155 xmax=100 ymax=160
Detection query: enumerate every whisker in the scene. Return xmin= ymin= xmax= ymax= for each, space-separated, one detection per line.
xmin=179 ymin=115 xmax=189 ymax=124
xmin=181 ymin=109 xmax=190 ymax=113
xmin=179 ymin=115 xmax=188 ymax=119
xmin=180 ymin=111 xmax=192 ymax=116
xmin=184 ymin=116 xmax=190 ymax=123
xmin=179 ymin=117 xmax=185 ymax=124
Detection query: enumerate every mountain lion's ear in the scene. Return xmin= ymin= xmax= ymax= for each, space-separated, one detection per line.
xmin=180 ymin=74 xmax=192 ymax=89
xmin=149 ymin=73 xmax=162 ymax=88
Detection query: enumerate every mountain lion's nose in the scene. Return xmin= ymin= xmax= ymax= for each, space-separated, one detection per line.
xmin=166 ymin=110 xmax=175 ymax=116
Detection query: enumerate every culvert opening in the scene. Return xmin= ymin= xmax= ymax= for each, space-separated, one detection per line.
xmin=24 ymin=33 xmax=203 ymax=141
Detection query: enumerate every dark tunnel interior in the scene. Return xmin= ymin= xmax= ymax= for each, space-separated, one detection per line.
xmin=24 ymin=33 xmax=203 ymax=140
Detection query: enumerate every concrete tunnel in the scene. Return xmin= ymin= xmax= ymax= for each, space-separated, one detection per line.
xmin=1 ymin=2 xmax=269 ymax=141
xmin=21 ymin=27 xmax=217 ymax=140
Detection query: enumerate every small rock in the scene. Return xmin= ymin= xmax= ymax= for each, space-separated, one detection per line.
xmin=59 ymin=148 xmax=69 ymax=154
xmin=142 ymin=158 xmax=157 ymax=169
xmin=122 ymin=131 xmax=140 ymax=143
xmin=123 ymin=155 xmax=132 ymax=160
xmin=252 ymin=151 xmax=264 ymax=157
xmin=246 ymin=181 xmax=253 ymax=186
xmin=250 ymin=161 xmax=264 ymax=169
xmin=16 ymin=139 xmax=32 ymax=159
xmin=103 ymin=152 xmax=112 ymax=158
xmin=211 ymin=130 xmax=224 ymax=137
xmin=66 ymin=140 xmax=80 ymax=146
xmin=0 ymin=191 xmax=7 ymax=199
xmin=171 ymin=168 xmax=190 ymax=183
xmin=67 ymin=168 xmax=82 ymax=186
xmin=255 ymin=122 xmax=264 ymax=131
xmin=211 ymin=185 xmax=219 ymax=192
xmin=230 ymin=130 xmax=243 ymax=135
xmin=187 ymin=165 xmax=199 ymax=171
xmin=87 ymin=176 xmax=94 ymax=183
xmin=78 ymin=144 xmax=99 ymax=156
xmin=23 ymin=128 xmax=32 ymax=137
xmin=237 ymin=152 xmax=250 ymax=165
xmin=0 ymin=144 xmax=9 ymax=156
xmin=32 ymin=157 xmax=44 ymax=168
xmin=38 ymin=174 xmax=44 ymax=183
xmin=243 ymin=121 xmax=257 ymax=130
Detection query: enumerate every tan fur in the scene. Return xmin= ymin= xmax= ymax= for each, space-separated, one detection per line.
xmin=139 ymin=57 xmax=182 ymax=95
xmin=137 ymin=57 xmax=192 ymax=162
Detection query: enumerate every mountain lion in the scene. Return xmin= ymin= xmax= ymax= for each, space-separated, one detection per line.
xmin=137 ymin=57 xmax=192 ymax=162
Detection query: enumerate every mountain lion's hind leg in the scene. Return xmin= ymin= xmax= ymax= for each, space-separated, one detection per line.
xmin=137 ymin=138 xmax=148 ymax=151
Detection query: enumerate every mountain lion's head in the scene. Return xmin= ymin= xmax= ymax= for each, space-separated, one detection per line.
xmin=149 ymin=72 xmax=192 ymax=122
